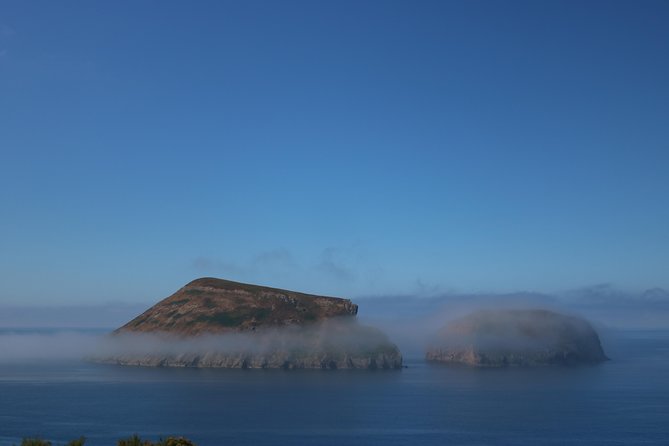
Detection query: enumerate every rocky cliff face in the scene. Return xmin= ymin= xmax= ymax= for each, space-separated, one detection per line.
xmin=103 ymin=278 xmax=401 ymax=370
xmin=426 ymin=309 xmax=608 ymax=367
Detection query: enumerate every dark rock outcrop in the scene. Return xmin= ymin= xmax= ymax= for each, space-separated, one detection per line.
xmin=426 ymin=309 xmax=607 ymax=367
xmin=102 ymin=278 xmax=402 ymax=369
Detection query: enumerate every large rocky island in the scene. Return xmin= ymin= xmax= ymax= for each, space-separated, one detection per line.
xmin=426 ymin=309 xmax=608 ymax=367
xmin=99 ymin=277 xmax=402 ymax=369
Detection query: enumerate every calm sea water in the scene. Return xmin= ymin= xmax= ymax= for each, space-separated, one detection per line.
xmin=0 ymin=330 xmax=668 ymax=446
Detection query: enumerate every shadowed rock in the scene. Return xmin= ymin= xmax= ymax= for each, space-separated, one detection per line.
xmin=426 ymin=309 xmax=608 ymax=367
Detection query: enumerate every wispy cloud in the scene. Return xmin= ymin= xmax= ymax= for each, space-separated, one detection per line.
xmin=413 ymin=278 xmax=442 ymax=296
xmin=317 ymin=247 xmax=357 ymax=281
xmin=251 ymin=248 xmax=296 ymax=269
xmin=190 ymin=243 xmax=389 ymax=294
xmin=191 ymin=248 xmax=298 ymax=279
xmin=191 ymin=256 xmax=245 ymax=276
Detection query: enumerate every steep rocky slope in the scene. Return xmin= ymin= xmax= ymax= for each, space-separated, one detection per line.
xmin=116 ymin=277 xmax=359 ymax=336
xmin=426 ymin=309 xmax=607 ymax=367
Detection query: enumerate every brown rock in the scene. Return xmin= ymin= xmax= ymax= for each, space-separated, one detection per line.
xmin=116 ymin=277 xmax=358 ymax=336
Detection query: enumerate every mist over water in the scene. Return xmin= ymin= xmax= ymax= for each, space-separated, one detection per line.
xmin=0 ymin=330 xmax=668 ymax=446
xmin=97 ymin=318 xmax=397 ymax=363
xmin=0 ymin=319 xmax=397 ymax=365
xmin=0 ymin=330 xmax=102 ymax=362
xmin=2 ymin=286 xmax=667 ymax=363
xmin=0 ymin=291 xmax=668 ymax=445
xmin=355 ymin=288 xmax=669 ymax=357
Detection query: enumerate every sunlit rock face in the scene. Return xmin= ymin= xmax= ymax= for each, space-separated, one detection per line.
xmin=426 ymin=309 xmax=608 ymax=367
xmin=116 ymin=277 xmax=359 ymax=336
xmin=100 ymin=278 xmax=402 ymax=370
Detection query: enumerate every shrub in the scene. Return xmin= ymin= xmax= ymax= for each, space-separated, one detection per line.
xmin=17 ymin=434 xmax=195 ymax=446
xmin=156 ymin=438 xmax=197 ymax=446
xmin=20 ymin=439 xmax=51 ymax=446
xmin=117 ymin=434 xmax=152 ymax=446
xmin=117 ymin=435 xmax=197 ymax=446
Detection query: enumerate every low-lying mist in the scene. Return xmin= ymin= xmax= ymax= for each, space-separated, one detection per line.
xmin=0 ymin=319 xmax=397 ymax=364
xmin=100 ymin=318 xmax=395 ymax=358
xmin=1 ymin=285 xmax=666 ymax=363
xmin=356 ymin=286 xmax=669 ymax=357
xmin=0 ymin=330 xmax=101 ymax=362
xmin=428 ymin=309 xmax=601 ymax=351
xmin=356 ymin=293 xmax=568 ymax=357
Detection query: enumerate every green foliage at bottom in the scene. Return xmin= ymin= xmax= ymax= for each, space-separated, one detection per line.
xmin=156 ymin=438 xmax=197 ymax=446
xmin=17 ymin=435 xmax=195 ymax=446
xmin=118 ymin=436 xmax=196 ymax=446
xmin=117 ymin=434 xmax=151 ymax=446
xmin=20 ymin=439 xmax=52 ymax=446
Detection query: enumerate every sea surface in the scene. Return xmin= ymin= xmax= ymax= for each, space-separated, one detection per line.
xmin=0 ymin=330 xmax=668 ymax=445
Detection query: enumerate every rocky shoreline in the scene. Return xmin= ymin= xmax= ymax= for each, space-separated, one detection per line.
xmin=96 ymin=350 xmax=403 ymax=370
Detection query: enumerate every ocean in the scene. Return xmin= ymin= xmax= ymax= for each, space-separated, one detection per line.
xmin=0 ymin=330 xmax=668 ymax=445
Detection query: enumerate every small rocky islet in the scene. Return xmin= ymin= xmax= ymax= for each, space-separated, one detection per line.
xmin=426 ymin=308 xmax=608 ymax=367
xmin=102 ymin=277 xmax=403 ymax=370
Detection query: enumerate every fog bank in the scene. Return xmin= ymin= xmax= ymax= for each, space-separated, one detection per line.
xmin=356 ymin=287 xmax=669 ymax=356
xmin=1 ymin=285 xmax=666 ymax=362
xmin=0 ymin=319 xmax=396 ymax=364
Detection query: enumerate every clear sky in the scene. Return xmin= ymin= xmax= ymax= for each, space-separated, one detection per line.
xmin=1 ymin=0 xmax=668 ymax=305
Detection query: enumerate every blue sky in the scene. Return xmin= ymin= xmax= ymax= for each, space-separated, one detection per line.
xmin=1 ymin=1 xmax=668 ymax=305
